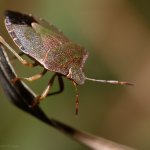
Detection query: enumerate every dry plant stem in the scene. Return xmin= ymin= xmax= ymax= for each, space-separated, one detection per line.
xmin=0 ymin=44 xmax=136 ymax=150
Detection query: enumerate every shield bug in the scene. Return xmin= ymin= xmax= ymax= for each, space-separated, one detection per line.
xmin=0 ymin=10 xmax=133 ymax=114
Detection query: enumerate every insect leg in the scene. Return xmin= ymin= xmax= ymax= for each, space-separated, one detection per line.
xmin=47 ymin=74 xmax=64 ymax=96
xmin=73 ymin=82 xmax=79 ymax=115
xmin=31 ymin=73 xmax=57 ymax=107
xmin=10 ymin=52 xmax=24 ymax=61
xmin=0 ymin=36 xmax=37 ymax=67
xmin=12 ymin=69 xmax=47 ymax=83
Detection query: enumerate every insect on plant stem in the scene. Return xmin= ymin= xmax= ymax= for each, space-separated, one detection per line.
xmin=0 ymin=10 xmax=134 ymax=114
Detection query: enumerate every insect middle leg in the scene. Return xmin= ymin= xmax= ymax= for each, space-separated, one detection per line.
xmin=10 ymin=52 xmax=24 ymax=61
xmin=12 ymin=69 xmax=47 ymax=83
xmin=31 ymin=73 xmax=64 ymax=107
xmin=0 ymin=36 xmax=37 ymax=67
xmin=47 ymin=74 xmax=64 ymax=96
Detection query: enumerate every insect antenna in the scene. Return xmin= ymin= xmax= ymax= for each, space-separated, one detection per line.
xmin=85 ymin=77 xmax=134 ymax=86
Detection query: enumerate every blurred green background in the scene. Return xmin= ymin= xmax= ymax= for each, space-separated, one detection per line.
xmin=0 ymin=0 xmax=150 ymax=149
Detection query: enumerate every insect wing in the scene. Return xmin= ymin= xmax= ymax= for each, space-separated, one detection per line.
xmin=5 ymin=10 xmax=48 ymax=64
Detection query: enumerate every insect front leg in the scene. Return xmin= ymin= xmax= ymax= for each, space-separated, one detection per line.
xmin=10 ymin=52 xmax=24 ymax=62
xmin=47 ymin=74 xmax=64 ymax=96
xmin=73 ymin=82 xmax=79 ymax=115
xmin=12 ymin=69 xmax=47 ymax=83
xmin=0 ymin=36 xmax=37 ymax=67
xmin=31 ymin=73 xmax=57 ymax=107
